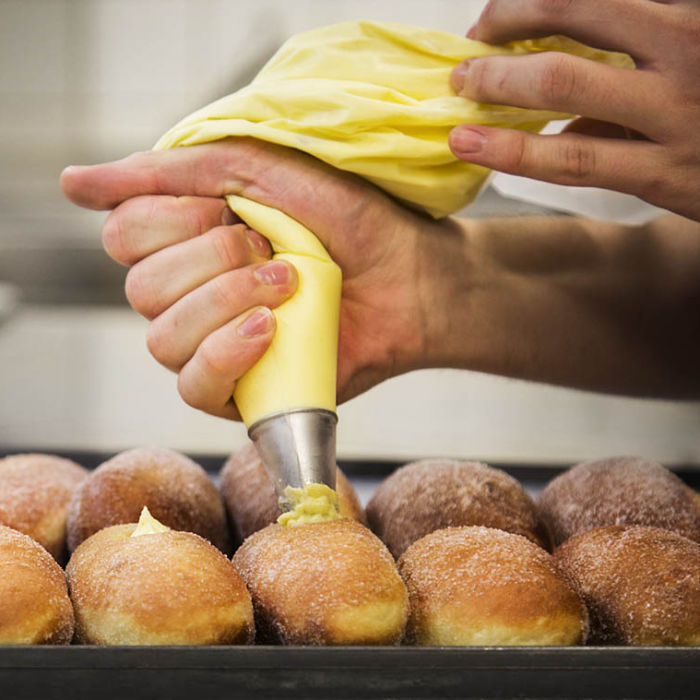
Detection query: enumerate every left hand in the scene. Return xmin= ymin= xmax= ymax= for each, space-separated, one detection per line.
xmin=449 ymin=0 xmax=700 ymax=221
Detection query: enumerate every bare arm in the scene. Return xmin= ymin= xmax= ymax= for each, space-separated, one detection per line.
xmin=435 ymin=214 xmax=700 ymax=398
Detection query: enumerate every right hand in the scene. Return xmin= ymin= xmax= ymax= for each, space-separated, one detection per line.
xmin=60 ymin=138 xmax=472 ymax=420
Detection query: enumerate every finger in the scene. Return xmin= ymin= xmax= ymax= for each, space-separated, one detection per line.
xmin=451 ymin=52 xmax=663 ymax=139
xmin=125 ymin=224 xmax=272 ymax=319
xmin=469 ymin=0 xmax=663 ymax=62
xmin=102 ymin=195 xmax=238 ymax=265
xmin=176 ymin=306 xmax=276 ymax=420
xmin=146 ymin=260 xmax=297 ymax=370
xmin=60 ymin=138 xmax=393 ymax=252
xmin=448 ymin=124 xmax=667 ymax=202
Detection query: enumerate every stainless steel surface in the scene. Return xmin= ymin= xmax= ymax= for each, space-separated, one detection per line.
xmin=248 ymin=409 xmax=338 ymax=507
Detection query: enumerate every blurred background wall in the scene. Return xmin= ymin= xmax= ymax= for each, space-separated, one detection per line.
xmin=1 ymin=0 xmax=698 ymax=465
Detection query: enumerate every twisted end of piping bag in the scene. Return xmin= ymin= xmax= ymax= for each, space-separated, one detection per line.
xmin=226 ymin=195 xmax=342 ymax=508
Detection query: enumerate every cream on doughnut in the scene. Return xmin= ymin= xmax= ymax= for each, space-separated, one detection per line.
xmin=538 ymin=456 xmax=700 ymax=546
xmin=398 ymin=526 xmax=588 ymax=646
xmin=66 ymin=509 xmax=254 ymax=645
xmin=0 ymin=525 xmax=74 ymax=644
xmin=66 ymin=446 xmax=230 ymax=553
xmin=366 ymin=459 xmax=549 ymax=558
xmin=219 ymin=442 xmax=366 ymax=542
xmin=554 ymin=525 xmax=700 ymax=645
xmin=0 ymin=453 xmax=87 ymax=561
xmin=232 ymin=519 xmax=408 ymax=645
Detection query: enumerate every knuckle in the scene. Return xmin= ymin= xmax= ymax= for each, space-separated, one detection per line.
xmin=197 ymin=336 xmax=234 ymax=376
xmin=177 ymin=374 xmax=202 ymax=410
xmin=102 ymin=210 xmax=134 ymax=264
xmin=503 ymin=131 xmax=530 ymax=174
xmin=124 ymin=265 xmax=158 ymax=318
xmin=211 ymin=273 xmax=242 ymax=309
xmin=557 ymin=138 xmax=596 ymax=180
xmin=538 ymin=54 xmax=578 ymax=105
xmin=466 ymin=58 xmax=494 ymax=99
xmin=209 ymin=225 xmax=248 ymax=269
xmin=145 ymin=321 xmax=176 ymax=369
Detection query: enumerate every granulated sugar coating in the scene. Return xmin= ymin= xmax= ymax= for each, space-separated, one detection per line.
xmin=397 ymin=526 xmax=588 ymax=646
xmin=0 ymin=453 xmax=88 ymax=561
xmin=219 ymin=443 xmax=365 ymax=544
xmin=66 ymin=524 xmax=254 ymax=645
xmin=66 ymin=447 xmax=230 ymax=553
xmin=555 ymin=525 xmax=700 ymax=646
xmin=232 ymin=519 xmax=408 ymax=645
xmin=538 ymin=456 xmax=700 ymax=546
xmin=366 ymin=460 xmax=549 ymax=559
xmin=0 ymin=524 xmax=74 ymax=644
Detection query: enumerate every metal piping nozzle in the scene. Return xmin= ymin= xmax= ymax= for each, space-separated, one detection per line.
xmin=248 ymin=408 xmax=337 ymax=509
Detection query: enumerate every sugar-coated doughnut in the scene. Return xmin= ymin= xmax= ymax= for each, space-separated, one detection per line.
xmin=555 ymin=525 xmax=700 ymax=645
xmin=538 ymin=456 xmax=700 ymax=546
xmin=0 ymin=453 xmax=87 ymax=561
xmin=219 ymin=442 xmax=366 ymax=542
xmin=366 ymin=459 xmax=549 ymax=559
xmin=232 ymin=519 xmax=408 ymax=645
xmin=66 ymin=519 xmax=254 ymax=645
xmin=0 ymin=525 xmax=74 ymax=644
xmin=66 ymin=446 xmax=230 ymax=553
xmin=398 ymin=526 xmax=587 ymax=646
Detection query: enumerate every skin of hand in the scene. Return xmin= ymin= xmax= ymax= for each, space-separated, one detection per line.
xmin=449 ymin=0 xmax=700 ymax=222
xmin=60 ymin=139 xmax=700 ymax=421
xmin=60 ymin=138 xmax=472 ymax=420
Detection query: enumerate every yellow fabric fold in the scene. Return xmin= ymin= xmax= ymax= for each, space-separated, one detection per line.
xmin=154 ymin=21 xmax=631 ymax=426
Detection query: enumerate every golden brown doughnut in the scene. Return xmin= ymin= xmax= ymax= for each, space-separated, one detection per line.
xmin=66 ymin=446 xmax=230 ymax=553
xmin=232 ymin=519 xmax=408 ymax=645
xmin=0 ymin=453 xmax=88 ymax=562
xmin=398 ymin=526 xmax=587 ymax=646
xmin=538 ymin=456 xmax=700 ymax=546
xmin=0 ymin=525 xmax=74 ymax=644
xmin=219 ymin=442 xmax=366 ymax=542
xmin=554 ymin=525 xmax=700 ymax=645
xmin=66 ymin=521 xmax=254 ymax=645
xmin=366 ymin=459 xmax=549 ymax=559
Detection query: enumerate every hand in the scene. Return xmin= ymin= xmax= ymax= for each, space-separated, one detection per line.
xmin=449 ymin=0 xmax=700 ymax=221
xmin=60 ymin=139 xmax=472 ymax=420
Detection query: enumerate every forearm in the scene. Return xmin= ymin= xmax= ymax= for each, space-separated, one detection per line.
xmin=422 ymin=214 xmax=700 ymax=398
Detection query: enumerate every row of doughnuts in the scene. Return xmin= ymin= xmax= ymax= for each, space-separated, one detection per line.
xmin=1 ymin=448 xmax=698 ymax=646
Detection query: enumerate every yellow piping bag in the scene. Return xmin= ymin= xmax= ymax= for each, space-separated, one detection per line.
xmin=154 ymin=21 xmax=631 ymax=505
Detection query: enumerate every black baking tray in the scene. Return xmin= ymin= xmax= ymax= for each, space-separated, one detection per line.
xmin=1 ymin=450 xmax=699 ymax=700
xmin=1 ymin=646 xmax=698 ymax=699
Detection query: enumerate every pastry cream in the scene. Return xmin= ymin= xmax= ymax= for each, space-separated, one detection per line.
xmin=154 ymin=21 xmax=632 ymax=427
xmin=277 ymin=483 xmax=343 ymax=527
xmin=130 ymin=506 xmax=169 ymax=537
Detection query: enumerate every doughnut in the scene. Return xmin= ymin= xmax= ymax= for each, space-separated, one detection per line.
xmin=66 ymin=508 xmax=254 ymax=645
xmin=538 ymin=456 xmax=700 ymax=546
xmin=555 ymin=525 xmax=700 ymax=645
xmin=66 ymin=446 xmax=230 ymax=553
xmin=366 ymin=459 xmax=549 ymax=559
xmin=398 ymin=526 xmax=587 ymax=646
xmin=0 ymin=525 xmax=74 ymax=644
xmin=232 ymin=519 xmax=409 ymax=645
xmin=0 ymin=453 xmax=88 ymax=562
xmin=219 ymin=442 xmax=366 ymax=542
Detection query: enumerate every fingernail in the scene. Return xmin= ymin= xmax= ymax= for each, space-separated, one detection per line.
xmin=237 ymin=307 xmax=274 ymax=337
xmin=221 ymin=207 xmax=239 ymax=226
xmin=254 ymin=260 xmax=291 ymax=286
xmin=466 ymin=24 xmax=477 ymax=39
xmin=450 ymin=127 xmax=487 ymax=155
xmin=451 ymin=59 xmax=470 ymax=93
xmin=246 ymin=229 xmax=271 ymax=257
